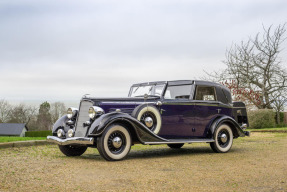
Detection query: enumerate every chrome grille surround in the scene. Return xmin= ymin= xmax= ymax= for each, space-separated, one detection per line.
xmin=74 ymin=100 xmax=94 ymax=137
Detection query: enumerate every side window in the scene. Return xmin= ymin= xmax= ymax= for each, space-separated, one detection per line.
xmin=195 ymin=86 xmax=216 ymax=101
xmin=164 ymin=85 xmax=192 ymax=99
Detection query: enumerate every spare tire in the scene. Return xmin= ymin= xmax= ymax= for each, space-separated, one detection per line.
xmin=132 ymin=105 xmax=162 ymax=134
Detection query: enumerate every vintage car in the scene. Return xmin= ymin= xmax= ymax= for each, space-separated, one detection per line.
xmin=47 ymin=80 xmax=250 ymax=161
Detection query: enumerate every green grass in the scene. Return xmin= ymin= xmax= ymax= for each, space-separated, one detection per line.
xmin=0 ymin=137 xmax=46 ymax=143
xmin=247 ymin=127 xmax=287 ymax=131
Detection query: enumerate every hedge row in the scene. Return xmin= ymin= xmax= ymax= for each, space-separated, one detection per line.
xmin=25 ymin=131 xmax=52 ymax=137
xmin=248 ymin=109 xmax=279 ymax=129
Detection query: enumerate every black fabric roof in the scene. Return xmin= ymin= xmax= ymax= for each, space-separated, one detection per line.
xmin=0 ymin=123 xmax=27 ymax=136
xmin=132 ymin=80 xmax=194 ymax=87
xmin=131 ymin=80 xmax=228 ymax=89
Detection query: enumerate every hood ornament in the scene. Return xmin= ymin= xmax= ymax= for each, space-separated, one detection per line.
xmin=82 ymin=94 xmax=90 ymax=99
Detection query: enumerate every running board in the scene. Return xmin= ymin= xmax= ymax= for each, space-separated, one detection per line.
xmin=144 ymin=139 xmax=215 ymax=145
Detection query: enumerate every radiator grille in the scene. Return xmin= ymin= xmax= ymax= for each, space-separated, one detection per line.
xmin=74 ymin=100 xmax=93 ymax=137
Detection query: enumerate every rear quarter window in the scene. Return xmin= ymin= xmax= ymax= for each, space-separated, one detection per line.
xmin=195 ymin=86 xmax=216 ymax=101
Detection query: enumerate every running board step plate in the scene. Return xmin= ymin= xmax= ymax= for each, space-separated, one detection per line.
xmin=144 ymin=139 xmax=215 ymax=145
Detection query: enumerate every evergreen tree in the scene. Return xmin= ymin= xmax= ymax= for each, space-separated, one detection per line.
xmin=36 ymin=101 xmax=53 ymax=130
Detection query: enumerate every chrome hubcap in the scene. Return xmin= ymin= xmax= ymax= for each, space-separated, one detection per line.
xmin=144 ymin=117 xmax=153 ymax=128
xmin=220 ymin=133 xmax=227 ymax=143
xmin=112 ymin=137 xmax=122 ymax=148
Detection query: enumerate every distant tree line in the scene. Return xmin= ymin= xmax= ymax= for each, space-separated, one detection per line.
xmin=0 ymin=99 xmax=66 ymax=131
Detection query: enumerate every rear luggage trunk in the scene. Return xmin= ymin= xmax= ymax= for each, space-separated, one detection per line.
xmin=232 ymin=102 xmax=249 ymax=127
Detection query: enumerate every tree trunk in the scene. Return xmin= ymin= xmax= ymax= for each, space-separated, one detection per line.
xmin=276 ymin=111 xmax=280 ymax=125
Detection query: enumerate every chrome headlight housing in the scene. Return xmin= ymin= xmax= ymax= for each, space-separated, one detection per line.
xmin=67 ymin=107 xmax=78 ymax=119
xmin=89 ymin=106 xmax=104 ymax=119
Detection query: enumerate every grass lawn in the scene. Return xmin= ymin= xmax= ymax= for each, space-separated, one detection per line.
xmin=0 ymin=132 xmax=286 ymax=191
xmin=0 ymin=137 xmax=46 ymax=143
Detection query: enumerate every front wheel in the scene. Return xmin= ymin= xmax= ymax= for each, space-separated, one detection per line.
xmin=97 ymin=124 xmax=131 ymax=161
xmin=58 ymin=145 xmax=87 ymax=156
xmin=210 ymin=124 xmax=233 ymax=153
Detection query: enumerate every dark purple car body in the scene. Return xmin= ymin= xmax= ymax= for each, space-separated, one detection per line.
xmin=48 ymin=80 xmax=249 ymax=161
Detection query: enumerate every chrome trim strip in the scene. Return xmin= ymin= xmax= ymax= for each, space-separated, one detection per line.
xmin=162 ymin=102 xmax=232 ymax=108
xmin=47 ymin=136 xmax=94 ymax=145
xmin=144 ymin=139 xmax=215 ymax=145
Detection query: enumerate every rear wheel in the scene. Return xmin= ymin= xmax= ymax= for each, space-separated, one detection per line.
xmin=97 ymin=124 xmax=131 ymax=161
xmin=58 ymin=145 xmax=87 ymax=156
xmin=167 ymin=144 xmax=184 ymax=149
xmin=210 ymin=124 xmax=233 ymax=153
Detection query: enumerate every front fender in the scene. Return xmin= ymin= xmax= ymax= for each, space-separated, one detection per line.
xmin=87 ymin=112 xmax=167 ymax=143
xmin=210 ymin=116 xmax=245 ymax=138
xmin=52 ymin=115 xmax=69 ymax=133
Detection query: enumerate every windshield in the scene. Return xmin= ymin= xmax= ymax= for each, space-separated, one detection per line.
xmin=129 ymin=84 xmax=165 ymax=97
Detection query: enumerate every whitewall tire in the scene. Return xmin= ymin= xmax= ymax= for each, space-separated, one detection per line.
xmin=210 ymin=124 xmax=233 ymax=153
xmin=97 ymin=124 xmax=131 ymax=161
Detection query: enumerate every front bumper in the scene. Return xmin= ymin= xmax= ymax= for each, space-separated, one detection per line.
xmin=47 ymin=136 xmax=94 ymax=145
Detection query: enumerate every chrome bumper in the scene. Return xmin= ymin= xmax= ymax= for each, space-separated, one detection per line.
xmin=47 ymin=136 xmax=94 ymax=145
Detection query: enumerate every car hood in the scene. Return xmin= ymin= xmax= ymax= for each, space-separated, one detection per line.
xmin=82 ymin=96 xmax=160 ymax=115
xmin=85 ymin=96 xmax=160 ymax=103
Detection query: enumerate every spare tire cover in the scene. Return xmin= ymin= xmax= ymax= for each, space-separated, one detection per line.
xmin=132 ymin=105 xmax=162 ymax=134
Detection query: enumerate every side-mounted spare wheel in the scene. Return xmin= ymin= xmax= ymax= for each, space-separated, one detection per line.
xmin=58 ymin=145 xmax=87 ymax=156
xmin=132 ymin=105 xmax=162 ymax=134
xmin=210 ymin=124 xmax=233 ymax=153
xmin=97 ymin=124 xmax=132 ymax=161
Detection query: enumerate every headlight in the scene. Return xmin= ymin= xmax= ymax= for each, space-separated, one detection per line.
xmin=57 ymin=129 xmax=64 ymax=138
xmin=67 ymin=129 xmax=74 ymax=137
xmin=67 ymin=107 xmax=78 ymax=119
xmin=89 ymin=106 xmax=104 ymax=119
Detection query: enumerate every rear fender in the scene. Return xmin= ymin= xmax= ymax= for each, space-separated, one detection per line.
xmin=209 ymin=116 xmax=245 ymax=138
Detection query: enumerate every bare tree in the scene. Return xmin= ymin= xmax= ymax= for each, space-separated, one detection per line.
xmin=8 ymin=103 xmax=37 ymax=124
xmin=206 ymin=24 xmax=287 ymax=112
xmin=0 ymin=99 xmax=12 ymax=123
xmin=50 ymin=102 xmax=66 ymax=123
xmin=271 ymin=90 xmax=287 ymax=124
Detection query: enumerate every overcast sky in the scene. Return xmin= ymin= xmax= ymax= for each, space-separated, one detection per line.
xmin=0 ymin=0 xmax=286 ymax=102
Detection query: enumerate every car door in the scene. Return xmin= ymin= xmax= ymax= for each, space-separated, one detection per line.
xmin=158 ymin=84 xmax=195 ymax=139
xmin=192 ymin=85 xmax=220 ymax=137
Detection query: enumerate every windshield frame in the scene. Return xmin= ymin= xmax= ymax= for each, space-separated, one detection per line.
xmin=128 ymin=83 xmax=167 ymax=98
